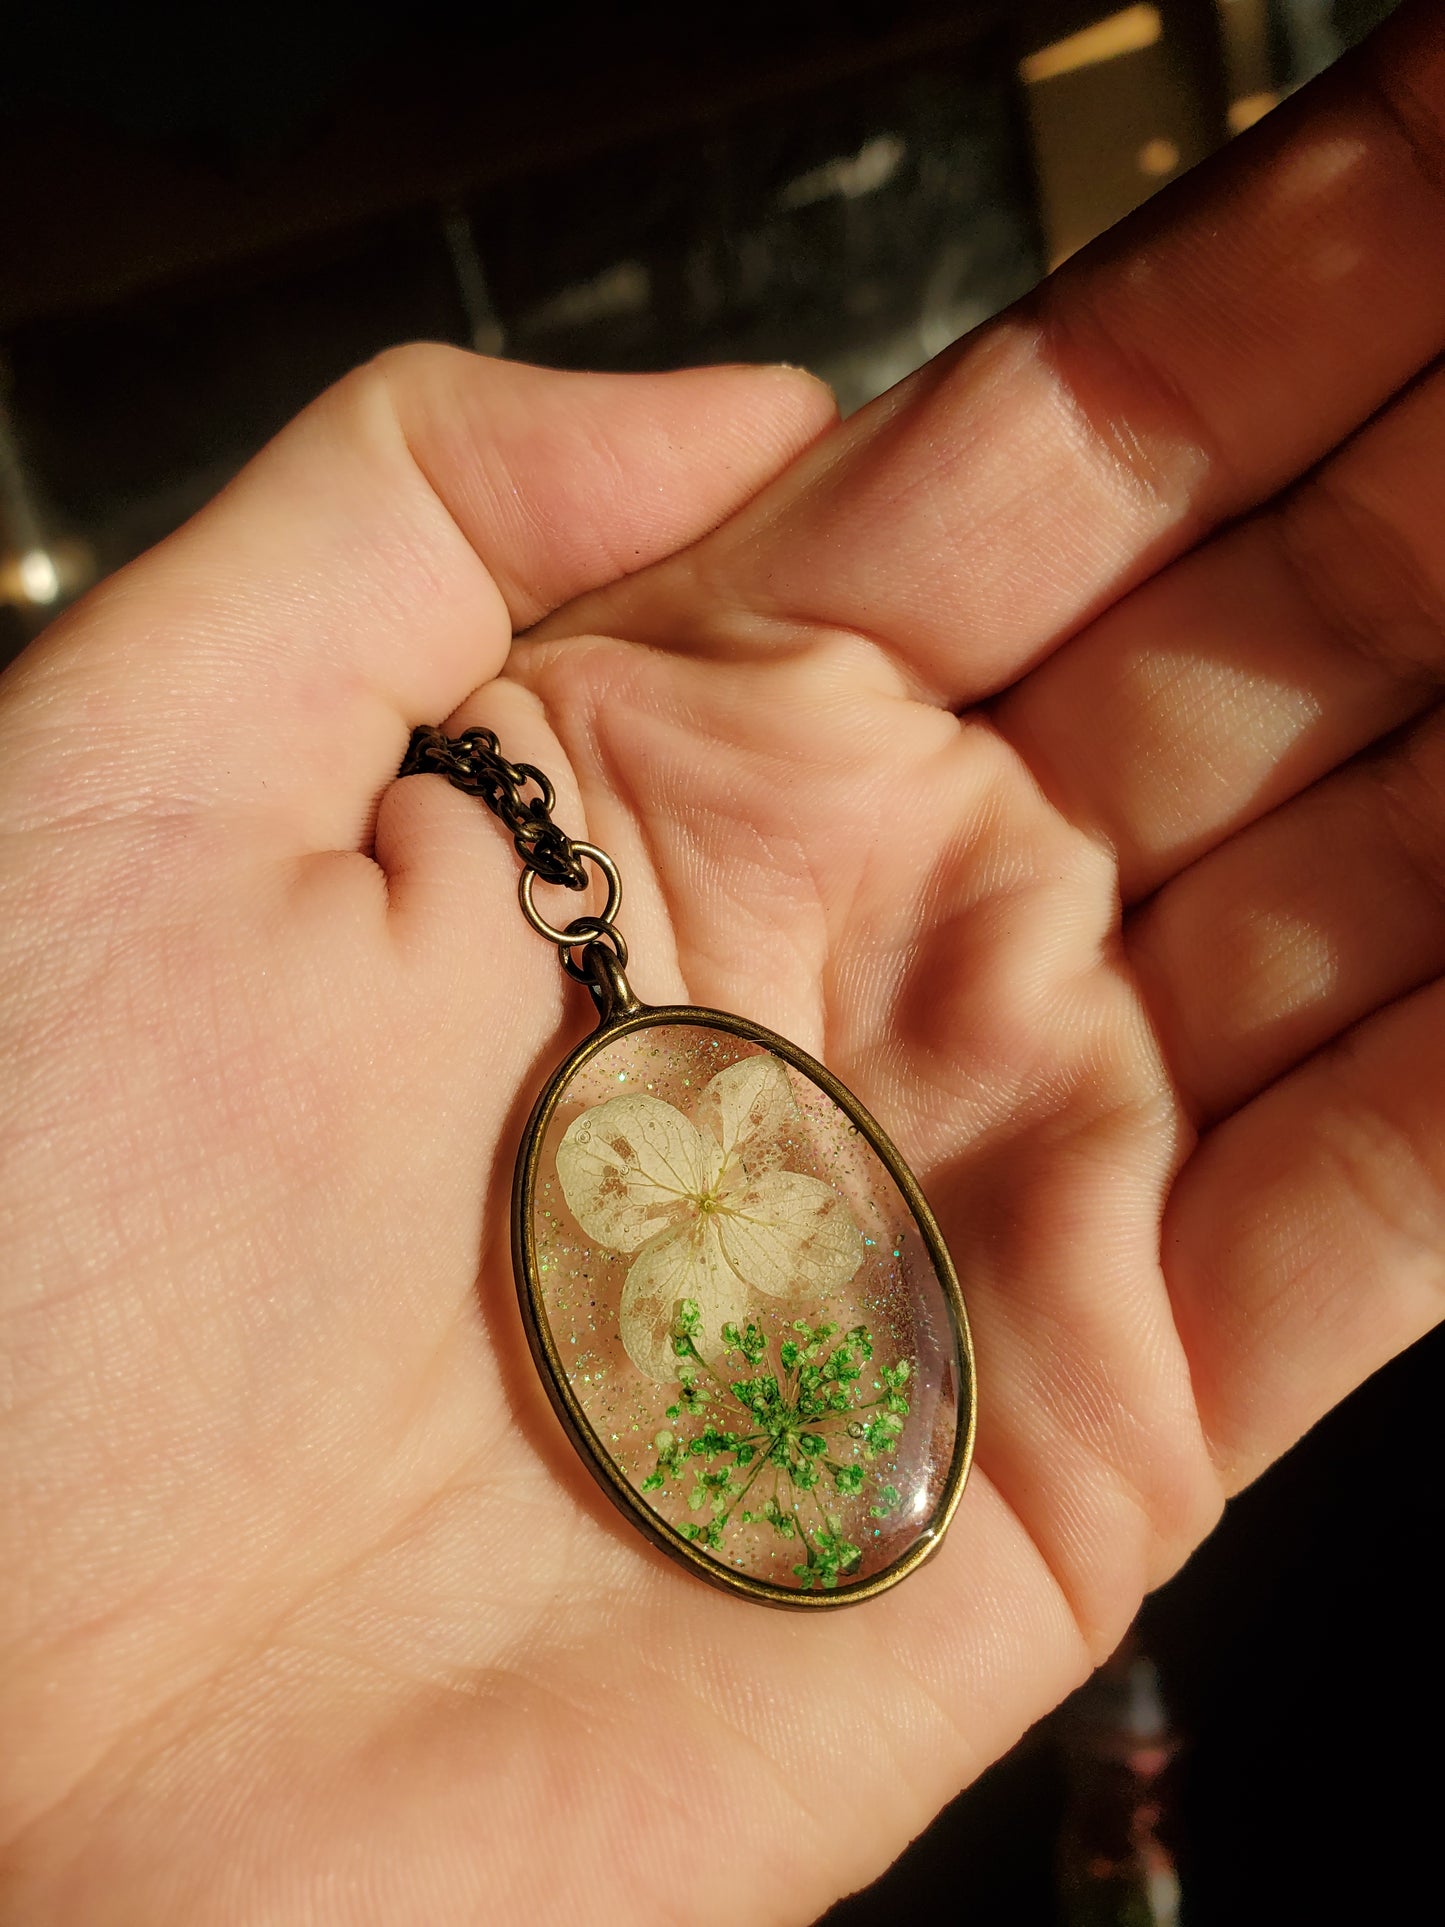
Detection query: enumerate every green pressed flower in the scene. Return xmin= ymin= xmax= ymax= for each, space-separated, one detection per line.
xmin=640 ymin=1309 xmax=914 ymax=1587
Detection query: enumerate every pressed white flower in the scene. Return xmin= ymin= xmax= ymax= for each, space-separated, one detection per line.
xmin=556 ymin=1053 xmax=863 ymax=1381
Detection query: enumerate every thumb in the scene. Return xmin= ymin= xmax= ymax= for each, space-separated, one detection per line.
xmin=0 ymin=350 xmax=836 ymax=853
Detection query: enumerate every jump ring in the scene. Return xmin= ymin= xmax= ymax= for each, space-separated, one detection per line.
xmin=518 ymin=842 xmax=622 ymax=945
xmin=560 ymin=922 xmax=630 ymax=982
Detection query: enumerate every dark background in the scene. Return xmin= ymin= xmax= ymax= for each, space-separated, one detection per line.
xmin=2 ymin=3 xmax=1434 ymax=1921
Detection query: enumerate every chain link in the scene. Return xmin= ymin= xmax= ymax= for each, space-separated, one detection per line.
xmin=399 ymin=725 xmax=630 ymax=1004
xmin=399 ymin=724 xmax=589 ymax=890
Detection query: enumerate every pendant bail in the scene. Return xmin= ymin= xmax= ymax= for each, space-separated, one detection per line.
xmin=578 ymin=939 xmax=641 ymax=1024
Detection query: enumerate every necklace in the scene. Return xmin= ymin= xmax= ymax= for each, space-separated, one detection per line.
xmin=401 ymin=724 xmax=975 ymax=1608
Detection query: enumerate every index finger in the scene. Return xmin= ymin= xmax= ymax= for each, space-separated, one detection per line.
xmin=573 ymin=1 xmax=1445 ymax=709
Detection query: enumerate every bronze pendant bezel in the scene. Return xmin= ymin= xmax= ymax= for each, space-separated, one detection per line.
xmin=511 ymin=1002 xmax=977 ymax=1609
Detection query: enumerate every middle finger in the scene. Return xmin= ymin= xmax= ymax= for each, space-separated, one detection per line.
xmin=1126 ymin=699 xmax=1445 ymax=1124
xmin=995 ymin=353 xmax=1445 ymax=903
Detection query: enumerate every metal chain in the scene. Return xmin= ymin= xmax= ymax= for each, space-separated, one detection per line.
xmin=399 ymin=724 xmax=629 ymax=987
xmin=400 ymin=724 xmax=589 ymax=889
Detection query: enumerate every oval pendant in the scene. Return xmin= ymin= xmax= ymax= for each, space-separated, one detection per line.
xmin=513 ymin=1005 xmax=975 ymax=1607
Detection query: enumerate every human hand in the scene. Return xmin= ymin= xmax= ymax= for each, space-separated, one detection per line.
xmin=4 ymin=5 xmax=1443 ymax=1919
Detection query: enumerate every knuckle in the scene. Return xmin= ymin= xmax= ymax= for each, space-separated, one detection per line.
xmin=1275 ymin=459 xmax=1445 ymax=683
xmin=1373 ymin=712 xmax=1445 ymax=910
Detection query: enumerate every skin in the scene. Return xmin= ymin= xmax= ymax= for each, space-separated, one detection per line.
xmin=2 ymin=5 xmax=1444 ymax=1919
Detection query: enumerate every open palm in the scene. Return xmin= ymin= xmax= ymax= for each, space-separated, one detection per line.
xmin=4 ymin=9 xmax=1444 ymax=1920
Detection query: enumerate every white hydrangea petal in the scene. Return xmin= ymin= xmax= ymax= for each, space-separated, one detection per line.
xmin=556 ymin=1094 xmax=710 ymax=1252
xmin=694 ymin=1052 xmax=798 ymax=1183
xmin=715 ymin=1169 xmax=862 ymax=1299
xmin=619 ymin=1219 xmax=747 ymax=1382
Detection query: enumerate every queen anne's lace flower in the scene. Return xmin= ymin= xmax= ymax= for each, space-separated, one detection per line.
xmin=556 ymin=1053 xmax=863 ymax=1380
